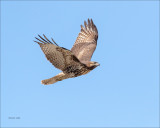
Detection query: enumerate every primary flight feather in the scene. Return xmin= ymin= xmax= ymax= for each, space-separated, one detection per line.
xmin=34 ymin=19 xmax=99 ymax=85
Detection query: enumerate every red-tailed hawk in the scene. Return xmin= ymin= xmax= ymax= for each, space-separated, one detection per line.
xmin=34 ymin=19 xmax=99 ymax=85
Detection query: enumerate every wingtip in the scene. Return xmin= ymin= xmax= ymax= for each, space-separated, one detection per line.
xmin=34 ymin=40 xmax=40 ymax=44
xmin=84 ymin=20 xmax=87 ymax=28
xmin=43 ymin=34 xmax=46 ymax=37
xmin=91 ymin=18 xmax=93 ymax=24
xmin=87 ymin=18 xmax=92 ymax=22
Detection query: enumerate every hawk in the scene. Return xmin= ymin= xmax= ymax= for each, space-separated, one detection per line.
xmin=34 ymin=19 xmax=99 ymax=85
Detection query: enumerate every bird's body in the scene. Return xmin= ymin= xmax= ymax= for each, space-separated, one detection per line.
xmin=34 ymin=19 xmax=99 ymax=85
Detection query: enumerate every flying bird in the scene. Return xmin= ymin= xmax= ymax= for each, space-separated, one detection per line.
xmin=34 ymin=19 xmax=99 ymax=85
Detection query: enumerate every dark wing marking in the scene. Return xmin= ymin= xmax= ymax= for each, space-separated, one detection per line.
xmin=34 ymin=34 xmax=81 ymax=71
xmin=71 ymin=19 xmax=98 ymax=64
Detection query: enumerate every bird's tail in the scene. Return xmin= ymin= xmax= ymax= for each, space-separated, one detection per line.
xmin=41 ymin=72 xmax=68 ymax=85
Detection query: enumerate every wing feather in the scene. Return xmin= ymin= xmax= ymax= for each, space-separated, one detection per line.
xmin=35 ymin=35 xmax=81 ymax=71
xmin=71 ymin=19 xmax=98 ymax=64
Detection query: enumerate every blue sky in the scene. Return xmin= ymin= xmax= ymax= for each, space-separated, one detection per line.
xmin=1 ymin=1 xmax=159 ymax=127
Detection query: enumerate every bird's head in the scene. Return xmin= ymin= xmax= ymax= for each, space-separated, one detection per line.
xmin=87 ymin=61 xmax=100 ymax=70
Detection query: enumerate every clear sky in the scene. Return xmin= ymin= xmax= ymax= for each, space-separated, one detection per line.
xmin=1 ymin=1 xmax=159 ymax=127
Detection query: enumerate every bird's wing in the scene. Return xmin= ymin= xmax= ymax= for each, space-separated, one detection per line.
xmin=71 ymin=19 xmax=98 ymax=64
xmin=34 ymin=34 xmax=81 ymax=71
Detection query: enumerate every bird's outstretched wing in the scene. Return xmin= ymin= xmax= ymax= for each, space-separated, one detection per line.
xmin=34 ymin=34 xmax=80 ymax=71
xmin=71 ymin=19 xmax=98 ymax=64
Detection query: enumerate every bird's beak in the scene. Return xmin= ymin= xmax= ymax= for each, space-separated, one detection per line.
xmin=96 ymin=63 xmax=100 ymax=66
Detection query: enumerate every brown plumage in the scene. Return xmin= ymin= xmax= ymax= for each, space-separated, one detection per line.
xmin=34 ymin=19 xmax=99 ymax=85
